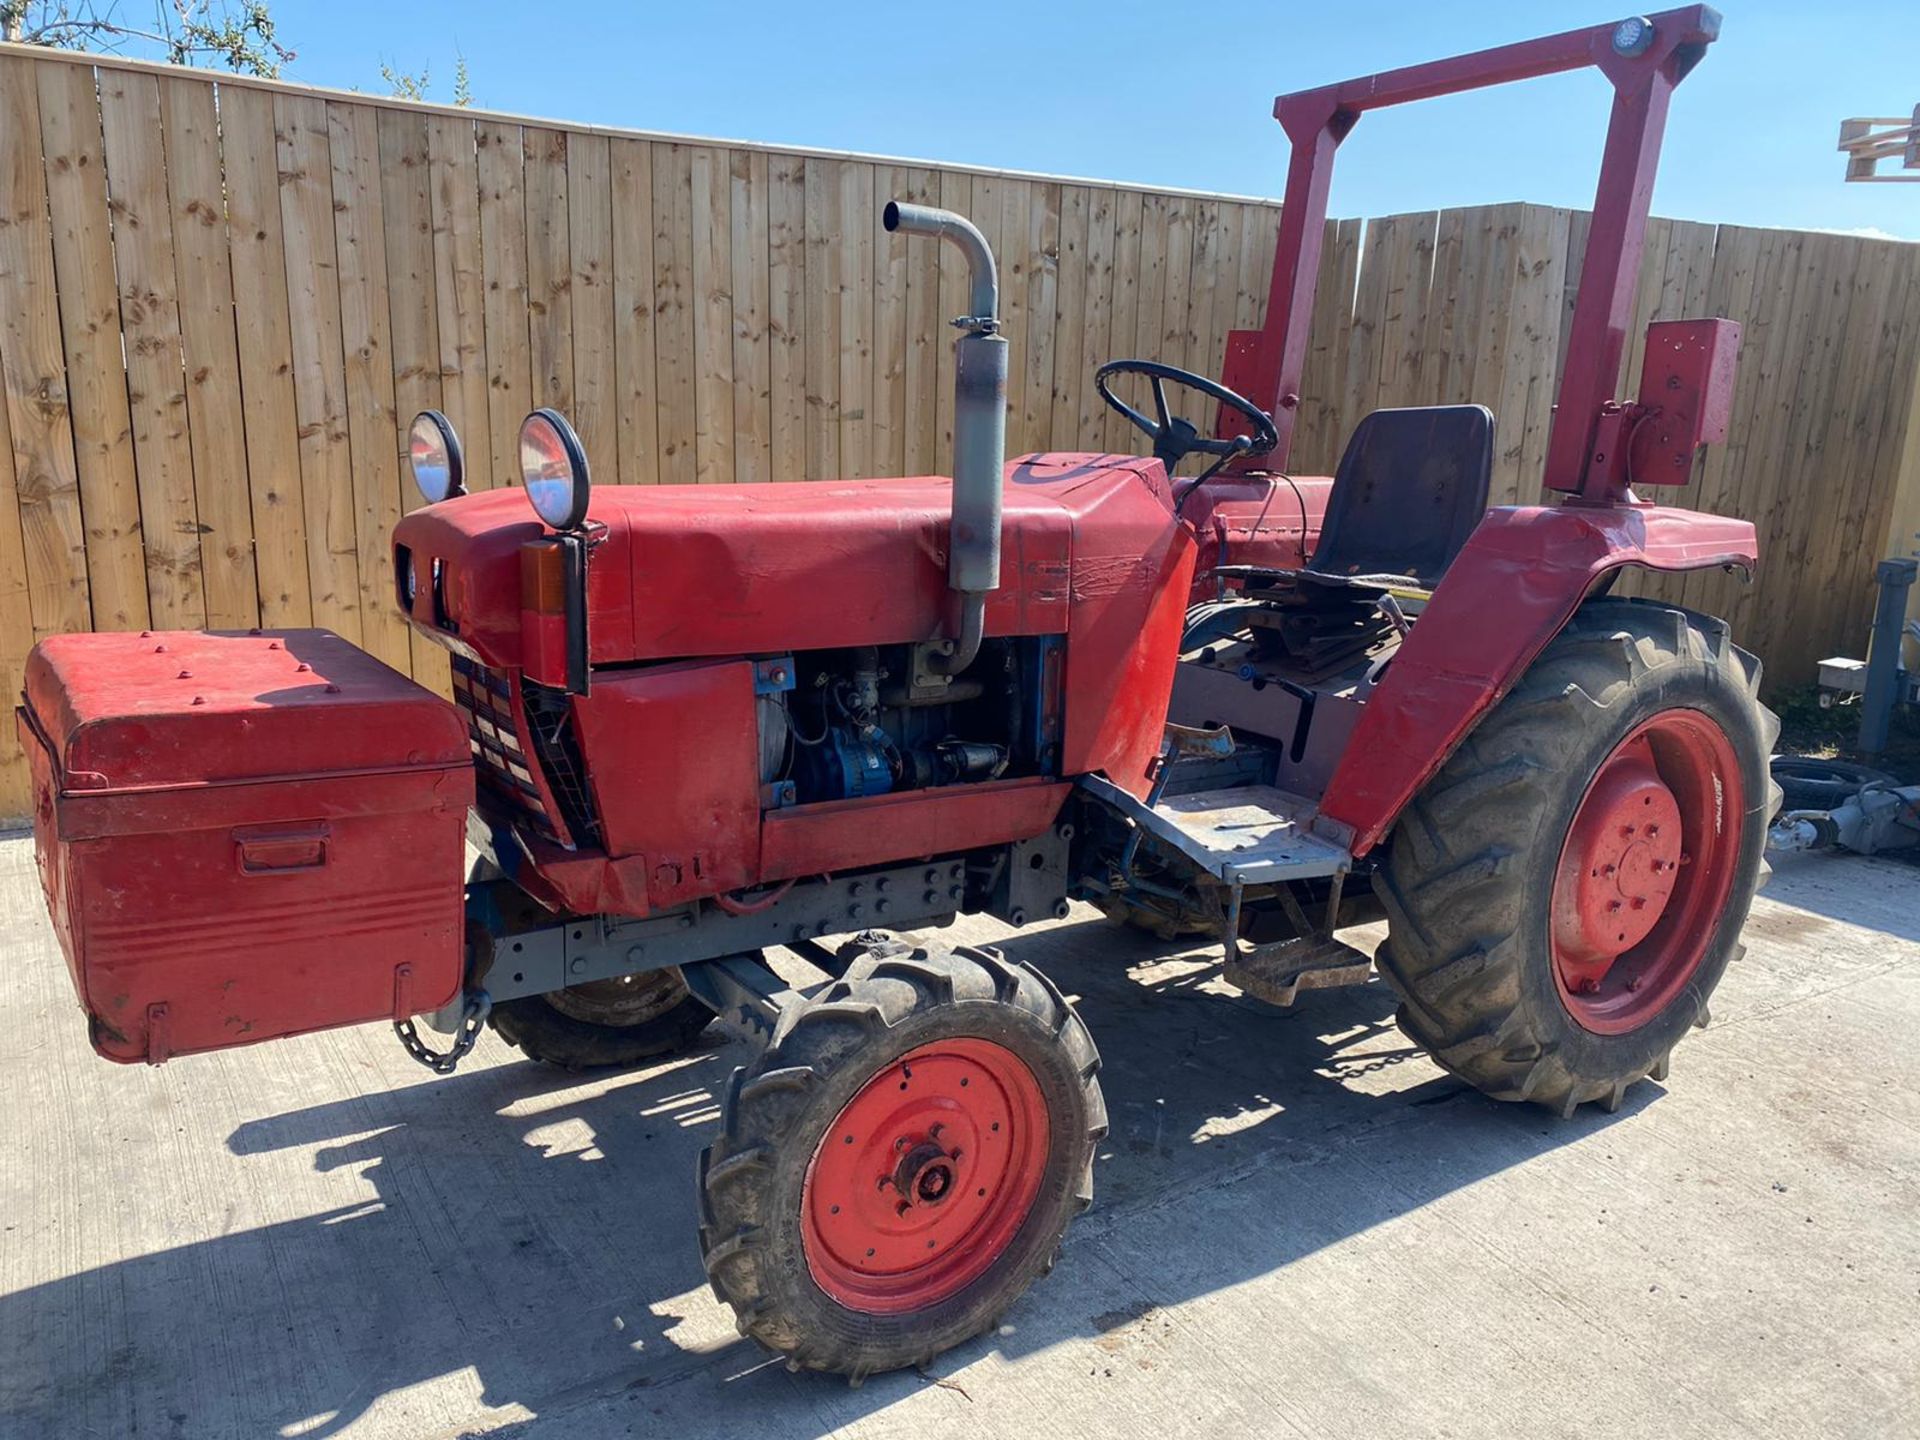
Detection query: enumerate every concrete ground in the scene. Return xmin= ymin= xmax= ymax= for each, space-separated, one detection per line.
xmin=1 ymin=833 xmax=1916 ymax=1440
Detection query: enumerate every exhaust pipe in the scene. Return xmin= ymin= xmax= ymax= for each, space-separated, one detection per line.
xmin=883 ymin=201 xmax=1006 ymax=676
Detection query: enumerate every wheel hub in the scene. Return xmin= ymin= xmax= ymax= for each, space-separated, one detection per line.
xmin=894 ymin=1138 xmax=958 ymax=1208
xmin=802 ymin=1038 xmax=1049 ymax=1315
xmin=1553 ymin=735 xmax=1683 ymax=974
xmin=1549 ymin=711 xmax=1745 ymax=1035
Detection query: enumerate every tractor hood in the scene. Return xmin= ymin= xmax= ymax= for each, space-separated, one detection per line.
xmin=393 ymin=453 xmax=1185 ymax=680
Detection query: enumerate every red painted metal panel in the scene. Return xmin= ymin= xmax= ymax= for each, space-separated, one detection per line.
xmin=19 ymin=630 xmax=472 ymax=1063
xmin=24 ymin=629 xmax=468 ymax=789
xmin=573 ymin=660 xmax=763 ymax=905
xmin=759 ymin=778 xmax=1072 ymax=882
xmin=1179 ymin=474 xmax=1331 ymax=594
xmin=1318 ymin=502 xmax=1758 ymax=856
xmin=1626 ymin=318 xmax=1742 ymax=485
xmin=1059 ymin=508 xmax=1197 ymax=797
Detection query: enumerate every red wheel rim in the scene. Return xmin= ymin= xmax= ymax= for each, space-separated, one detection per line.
xmin=802 ymin=1037 xmax=1050 ymax=1315
xmin=1550 ymin=709 xmax=1744 ymax=1035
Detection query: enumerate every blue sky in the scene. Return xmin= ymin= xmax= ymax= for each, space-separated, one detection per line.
xmin=267 ymin=0 xmax=1918 ymax=240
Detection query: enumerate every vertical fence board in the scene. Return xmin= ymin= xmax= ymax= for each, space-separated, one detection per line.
xmin=219 ymin=84 xmax=309 ymax=624
xmin=1070 ymin=185 xmax=1117 ymax=446
xmin=729 ymin=148 xmax=771 ymax=484
xmin=274 ymin=93 xmax=359 ymax=640
xmin=524 ymin=127 xmax=573 ymax=422
xmin=1159 ymin=195 xmax=1195 ymax=381
xmin=35 ymin=60 xmax=147 ymax=632
xmin=1050 ymin=185 xmax=1090 ymax=449
xmin=1020 ymin=182 xmax=1061 ymax=456
xmin=870 ymin=163 xmax=911 ymax=480
xmin=565 ymin=132 xmax=616 ymax=486
xmin=0 ymin=377 xmax=31 ymax=803
xmin=327 ymin=101 xmax=409 ymax=672
xmin=608 ymin=137 xmax=658 ymax=484
xmin=477 ymin=120 xmax=531 ymax=495
xmin=766 ymin=153 xmax=806 ymax=482
xmin=899 ymin=166 xmax=941 ymax=476
xmin=377 ymin=105 xmax=449 ymax=693
xmin=651 ymin=143 xmax=696 ymax=485
xmin=162 ymin=76 xmax=260 ymax=629
xmin=100 ymin=70 xmax=204 ymax=627
xmin=1103 ymin=188 xmax=1144 ymax=455
xmin=837 ymin=160 xmax=874 ymax=478
xmin=0 ymin=56 xmax=90 ymax=640
xmin=801 ymin=157 xmax=840 ymax=481
xmin=689 ymin=146 xmax=735 ymax=487
xmin=426 ymin=113 xmax=491 ymax=488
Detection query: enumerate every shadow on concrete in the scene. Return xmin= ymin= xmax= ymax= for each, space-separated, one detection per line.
xmin=0 ymin=920 xmax=1645 ymax=1439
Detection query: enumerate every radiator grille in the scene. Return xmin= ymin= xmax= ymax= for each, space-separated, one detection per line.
xmin=521 ymin=680 xmax=602 ymax=847
xmin=449 ymin=657 xmax=571 ymax=848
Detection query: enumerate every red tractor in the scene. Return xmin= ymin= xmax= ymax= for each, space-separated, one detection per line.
xmin=19 ymin=8 xmax=1775 ymax=1381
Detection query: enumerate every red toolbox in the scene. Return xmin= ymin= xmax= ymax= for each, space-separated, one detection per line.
xmin=17 ymin=629 xmax=474 ymax=1063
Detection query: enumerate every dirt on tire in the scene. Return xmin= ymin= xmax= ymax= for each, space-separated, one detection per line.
xmin=697 ymin=943 xmax=1105 ymax=1381
xmin=1372 ymin=598 xmax=1780 ymax=1117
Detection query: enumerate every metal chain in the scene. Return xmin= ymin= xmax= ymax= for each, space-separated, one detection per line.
xmin=393 ymin=990 xmax=492 ymax=1075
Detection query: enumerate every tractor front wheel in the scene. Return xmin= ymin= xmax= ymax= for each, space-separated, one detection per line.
xmin=489 ymin=968 xmax=714 ymax=1069
xmin=698 ymin=943 xmax=1104 ymax=1380
xmin=1374 ymin=599 xmax=1779 ymax=1117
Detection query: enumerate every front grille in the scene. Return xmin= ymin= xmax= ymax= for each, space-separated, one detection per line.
xmin=449 ymin=657 xmax=572 ymax=848
xmin=521 ymin=680 xmax=601 ymax=846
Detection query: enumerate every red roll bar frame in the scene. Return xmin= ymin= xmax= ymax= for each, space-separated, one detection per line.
xmin=1221 ymin=6 xmax=1723 ymax=504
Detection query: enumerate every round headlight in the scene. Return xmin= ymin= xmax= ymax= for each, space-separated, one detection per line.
xmin=518 ymin=408 xmax=592 ymax=531
xmin=408 ymin=410 xmax=465 ymax=503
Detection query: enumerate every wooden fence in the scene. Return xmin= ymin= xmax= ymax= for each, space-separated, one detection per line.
xmin=1 ymin=44 xmax=1918 ymax=819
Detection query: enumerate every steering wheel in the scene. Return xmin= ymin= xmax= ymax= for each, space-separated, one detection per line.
xmin=1094 ymin=360 xmax=1279 ymax=492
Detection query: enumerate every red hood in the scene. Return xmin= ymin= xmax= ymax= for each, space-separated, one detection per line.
xmin=392 ymin=453 xmax=1182 ymax=670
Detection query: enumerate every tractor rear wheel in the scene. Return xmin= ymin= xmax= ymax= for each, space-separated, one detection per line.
xmin=698 ymin=943 xmax=1104 ymax=1381
xmin=1373 ymin=599 xmax=1779 ymax=1117
xmin=489 ymin=968 xmax=714 ymax=1069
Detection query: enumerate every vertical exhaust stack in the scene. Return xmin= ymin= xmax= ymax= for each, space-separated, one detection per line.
xmin=883 ymin=201 xmax=1006 ymax=675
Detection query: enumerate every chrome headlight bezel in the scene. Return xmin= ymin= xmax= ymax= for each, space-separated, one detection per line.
xmin=408 ymin=409 xmax=466 ymax=504
xmin=518 ymin=408 xmax=592 ymax=531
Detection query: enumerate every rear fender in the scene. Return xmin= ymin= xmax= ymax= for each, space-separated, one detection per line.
xmin=1318 ymin=503 xmax=1758 ymax=856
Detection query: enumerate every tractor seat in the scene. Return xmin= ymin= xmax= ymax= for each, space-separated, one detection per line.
xmin=1299 ymin=403 xmax=1494 ymax=592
